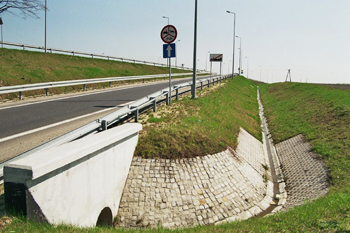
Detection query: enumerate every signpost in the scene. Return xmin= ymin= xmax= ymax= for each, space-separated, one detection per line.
xmin=209 ymin=54 xmax=224 ymax=83
xmin=161 ymin=25 xmax=177 ymax=105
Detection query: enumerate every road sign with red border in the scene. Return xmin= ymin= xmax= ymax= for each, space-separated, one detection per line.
xmin=160 ymin=25 xmax=177 ymax=44
xmin=210 ymin=54 xmax=223 ymax=62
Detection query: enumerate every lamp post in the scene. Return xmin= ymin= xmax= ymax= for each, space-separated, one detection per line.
xmin=45 ymin=0 xmax=47 ymax=53
xmin=162 ymin=16 xmax=169 ymax=25
xmin=226 ymin=11 xmax=236 ymax=78
xmin=0 ymin=17 xmax=3 ymax=48
xmin=236 ymin=36 xmax=242 ymax=75
xmin=245 ymin=56 xmax=248 ymax=79
xmin=176 ymin=39 xmax=180 ymax=67
xmin=192 ymin=0 xmax=198 ymax=99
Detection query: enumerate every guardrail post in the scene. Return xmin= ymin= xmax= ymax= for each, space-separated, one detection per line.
xmin=143 ymin=79 xmax=145 ymax=83
xmin=134 ymin=108 xmax=139 ymax=122
xmin=109 ymin=82 xmax=112 ymax=87
xmin=101 ymin=120 xmax=108 ymax=131
xmin=83 ymin=84 xmax=86 ymax=91
xmin=46 ymin=88 xmax=49 ymax=96
xmin=208 ymin=80 xmax=210 ymax=88
xmin=19 ymin=92 xmax=22 ymax=100
xmin=129 ymin=80 xmax=131 ymax=85
xmin=152 ymin=98 xmax=157 ymax=112
xmin=166 ymin=93 xmax=169 ymax=105
xmin=201 ymin=81 xmax=203 ymax=90
xmin=176 ymin=89 xmax=179 ymax=100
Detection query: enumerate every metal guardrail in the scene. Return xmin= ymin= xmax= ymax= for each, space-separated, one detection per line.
xmin=0 ymin=73 xmax=193 ymax=99
xmin=0 ymin=74 xmax=231 ymax=182
xmin=0 ymin=41 xmax=206 ymax=72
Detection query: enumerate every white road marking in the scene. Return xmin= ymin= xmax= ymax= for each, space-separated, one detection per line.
xmin=0 ymin=101 xmax=131 ymax=143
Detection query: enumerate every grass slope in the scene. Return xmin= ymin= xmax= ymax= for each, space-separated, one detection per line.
xmin=134 ymin=76 xmax=261 ymax=159
xmin=0 ymin=48 xmax=187 ymax=99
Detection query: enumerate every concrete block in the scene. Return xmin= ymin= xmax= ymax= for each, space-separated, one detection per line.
xmin=4 ymin=123 xmax=142 ymax=228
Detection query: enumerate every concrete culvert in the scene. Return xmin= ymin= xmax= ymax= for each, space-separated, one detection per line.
xmin=96 ymin=207 xmax=113 ymax=227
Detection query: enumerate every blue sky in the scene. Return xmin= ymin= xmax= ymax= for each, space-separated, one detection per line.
xmin=1 ymin=0 xmax=350 ymax=84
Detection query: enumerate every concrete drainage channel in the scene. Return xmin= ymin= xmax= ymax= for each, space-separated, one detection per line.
xmin=115 ymin=89 xmax=287 ymax=228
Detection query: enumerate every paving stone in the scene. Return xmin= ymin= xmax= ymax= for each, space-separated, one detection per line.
xmin=116 ymin=129 xmax=272 ymax=228
xmin=275 ymin=134 xmax=329 ymax=210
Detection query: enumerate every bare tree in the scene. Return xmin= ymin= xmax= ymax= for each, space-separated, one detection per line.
xmin=0 ymin=0 xmax=45 ymax=18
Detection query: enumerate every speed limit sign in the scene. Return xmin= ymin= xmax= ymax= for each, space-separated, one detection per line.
xmin=160 ymin=25 xmax=177 ymax=44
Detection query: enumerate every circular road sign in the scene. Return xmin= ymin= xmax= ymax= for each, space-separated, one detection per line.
xmin=160 ymin=25 xmax=177 ymax=44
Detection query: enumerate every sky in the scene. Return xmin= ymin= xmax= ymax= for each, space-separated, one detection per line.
xmin=1 ymin=0 xmax=350 ymax=84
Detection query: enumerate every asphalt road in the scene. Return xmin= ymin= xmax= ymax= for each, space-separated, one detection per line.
xmin=0 ymin=77 xmax=199 ymax=139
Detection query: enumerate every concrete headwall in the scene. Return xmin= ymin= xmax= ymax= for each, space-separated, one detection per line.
xmin=4 ymin=123 xmax=142 ymax=228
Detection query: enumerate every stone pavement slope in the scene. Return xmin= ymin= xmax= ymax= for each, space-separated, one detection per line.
xmin=116 ymin=128 xmax=274 ymax=228
xmin=275 ymin=134 xmax=329 ymax=209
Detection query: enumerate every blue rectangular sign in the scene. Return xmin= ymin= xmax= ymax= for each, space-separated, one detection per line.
xmin=163 ymin=43 xmax=176 ymax=58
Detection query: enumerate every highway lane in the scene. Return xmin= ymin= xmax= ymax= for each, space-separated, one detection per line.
xmin=0 ymin=77 xmax=204 ymax=140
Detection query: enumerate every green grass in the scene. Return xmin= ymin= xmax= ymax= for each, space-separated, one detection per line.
xmin=135 ymin=76 xmax=261 ymax=159
xmin=0 ymin=48 xmax=188 ymax=100
xmin=259 ymin=82 xmax=350 ymax=191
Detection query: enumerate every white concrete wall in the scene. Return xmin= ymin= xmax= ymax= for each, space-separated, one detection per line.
xmin=4 ymin=123 xmax=142 ymax=228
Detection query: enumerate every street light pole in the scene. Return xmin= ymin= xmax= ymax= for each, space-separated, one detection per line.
xmin=176 ymin=39 xmax=180 ymax=67
xmin=45 ymin=0 xmax=47 ymax=53
xmin=0 ymin=17 xmax=3 ymax=48
xmin=226 ymin=11 xmax=236 ymax=78
xmin=162 ymin=16 xmax=169 ymax=25
xmin=192 ymin=0 xmax=198 ymax=99
xmin=245 ymin=57 xmax=248 ymax=79
xmin=236 ymin=36 xmax=241 ymax=75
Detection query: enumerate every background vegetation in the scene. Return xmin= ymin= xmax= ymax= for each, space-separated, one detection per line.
xmin=0 ymin=48 xmax=188 ymax=100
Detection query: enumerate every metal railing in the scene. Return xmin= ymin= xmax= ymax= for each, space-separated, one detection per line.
xmin=0 ymin=74 xmax=231 ymax=182
xmin=0 ymin=73 xmax=193 ymax=99
xmin=0 ymin=41 xmax=206 ymax=72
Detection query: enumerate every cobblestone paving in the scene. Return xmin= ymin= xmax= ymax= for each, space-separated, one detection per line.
xmin=275 ymin=134 xmax=329 ymax=209
xmin=116 ymin=128 xmax=270 ymax=228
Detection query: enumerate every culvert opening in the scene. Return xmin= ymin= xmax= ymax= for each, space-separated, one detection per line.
xmin=96 ymin=207 xmax=112 ymax=227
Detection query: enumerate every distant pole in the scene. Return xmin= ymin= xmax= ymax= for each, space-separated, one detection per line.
xmin=226 ymin=11 xmax=236 ymax=78
xmin=236 ymin=36 xmax=241 ymax=75
xmin=245 ymin=57 xmax=248 ymax=79
xmin=0 ymin=17 xmax=3 ymax=48
xmin=192 ymin=0 xmax=198 ymax=99
xmin=175 ymin=39 xmax=180 ymax=67
xmin=45 ymin=0 xmax=47 ymax=53
xmin=162 ymin=16 xmax=169 ymax=25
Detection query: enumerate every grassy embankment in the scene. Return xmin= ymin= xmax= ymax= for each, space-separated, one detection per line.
xmin=0 ymin=48 xmax=188 ymax=100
